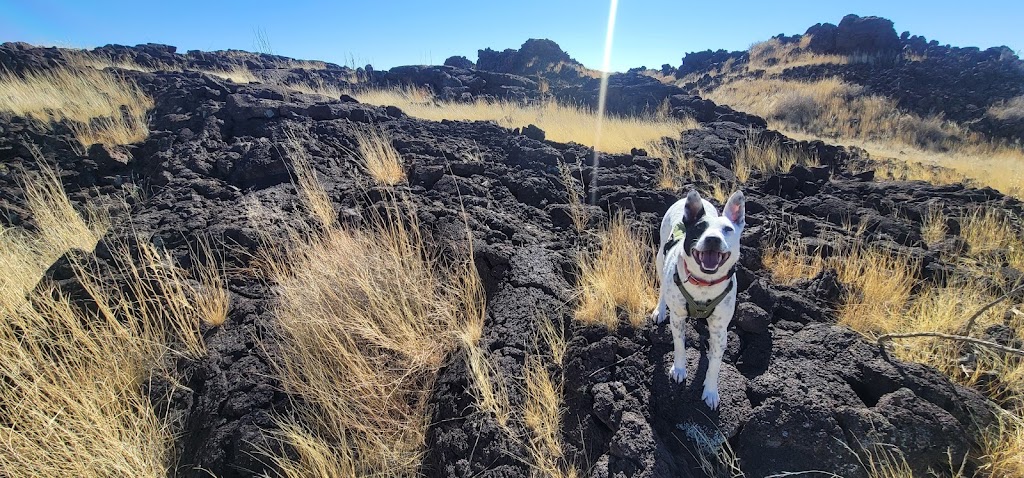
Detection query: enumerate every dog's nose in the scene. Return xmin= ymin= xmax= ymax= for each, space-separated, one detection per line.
xmin=703 ymin=236 xmax=723 ymax=249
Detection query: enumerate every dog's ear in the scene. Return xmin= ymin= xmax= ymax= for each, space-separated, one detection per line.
xmin=724 ymin=190 xmax=745 ymax=227
xmin=683 ymin=190 xmax=705 ymax=224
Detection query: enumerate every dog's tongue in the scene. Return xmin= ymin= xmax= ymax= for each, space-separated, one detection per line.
xmin=700 ymin=253 xmax=720 ymax=271
xmin=697 ymin=250 xmax=722 ymax=271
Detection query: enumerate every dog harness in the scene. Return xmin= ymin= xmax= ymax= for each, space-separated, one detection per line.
xmin=665 ymin=223 xmax=735 ymax=319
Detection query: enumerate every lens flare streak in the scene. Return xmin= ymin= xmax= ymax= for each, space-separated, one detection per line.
xmin=590 ymin=0 xmax=619 ymax=204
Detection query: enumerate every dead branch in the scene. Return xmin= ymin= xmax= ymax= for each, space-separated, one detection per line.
xmin=876 ymin=331 xmax=1024 ymax=357
xmin=962 ymin=283 xmax=1024 ymax=337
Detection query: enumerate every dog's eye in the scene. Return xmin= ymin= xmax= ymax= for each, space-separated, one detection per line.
xmin=723 ymin=226 xmax=734 ymax=234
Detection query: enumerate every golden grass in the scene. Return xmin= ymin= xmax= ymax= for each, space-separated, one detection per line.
xmin=761 ymin=240 xmax=825 ymax=286
xmin=66 ymin=51 xmax=164 ymax=73
xmin=558 ymin=159 xmax=590 ymax=233
xmin=574 ymin=213 xmax=656 ymax=329
xmin=265 ymin=146 xmax=481 ymax=475
xmin=733 ymin=131 xmax=818 ymax=183
xmin=286 ymin=77 xmax=347 ymax=99
xmin=283 ymin=130 xmax=335 ymax=228
xmin=524 ymin=356 xmax=577 ymax=478
xmin=0 ymin=158 xmax=109 ymax=308
xmin=353 ymin=87 xmax=698 ymax=154
xmin=267 ymin=216 xmax=480 ymax=476
xmin=959 ymin=208 xmax=1024 ymax=271
xmin=748 ymin=37 xmax=885 ymax=75
xmin=0 ymin=162 xmax=221 ymax=476
xmin=704 ymin=77 xmax=1024 ymax=197
xmin=352 ymin=123 xmax=406 ymax=186
xmin=869 ymin=157 xmax=970 ymax=186
xmin=646 ymin=140 xmax=696 ymax=190
xmin=199 ymin=65 xmax=258 ymax=84
xmin=0 ymin=66 xmax=153 ymax=150
xmin=981 ymin=411 xmax=1024 ymax=477
xmin=920 ymin=205 xmax=948 ymax=245
xmin=989 ymin=95 xmax=1024 ymax=121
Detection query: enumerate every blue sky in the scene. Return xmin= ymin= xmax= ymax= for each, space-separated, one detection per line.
xmin=2 ymin=1 xmax=1021 ymax=72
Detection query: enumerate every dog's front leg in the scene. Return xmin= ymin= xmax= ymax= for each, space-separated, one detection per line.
xmin=668 ymin=313 xmax=687 ymax=382
xmin=650 ymin=271 xmax=670 ymax=324
xmin=701 ymin=314 xmax=729 ymax=410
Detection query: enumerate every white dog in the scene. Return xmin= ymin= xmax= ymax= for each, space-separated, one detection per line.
xmin=651 ymin=190 xmax=745 ymax=410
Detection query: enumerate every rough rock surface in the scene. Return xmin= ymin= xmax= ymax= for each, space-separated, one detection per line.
xmin=1 ymin=42 xmax=1020 ymax=478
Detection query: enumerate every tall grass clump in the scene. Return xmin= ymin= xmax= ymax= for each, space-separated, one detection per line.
xmin=0 ymin=67 xmax=153 ymax=150
xmin=199 ymin=65 xmax=258 ymax=84
xmin=353 ymin=123 xmax=406 ymax=186
xmin=0 ymin=165 xmax=222 ymax=476
xmin=265 ymin=145 xmax=482 ymax=475
xmin=732 ymin=132 xmax=818 ymax=183
xmin=0 ymin=159 xmax=109 ymax=307
xmin=574 ymin=213 xmax=656 ymax=329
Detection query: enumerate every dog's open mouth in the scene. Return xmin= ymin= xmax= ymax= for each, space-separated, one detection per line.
xmin=691 ymin=249 xmax=730 ymax=273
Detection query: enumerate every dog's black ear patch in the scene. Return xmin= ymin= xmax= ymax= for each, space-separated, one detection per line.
xmin=683 ymin=218 xmax=708 ymax=255
xmin=683 ymin=190 xmax=705 ymax=224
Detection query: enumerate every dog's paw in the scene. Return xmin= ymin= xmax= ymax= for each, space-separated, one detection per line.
xmin=650 ymin=308 xmax=666 ymax=324
xmin=701 ymin=387 xmax=720 ymax=410
xmin=669 ymin=364 xmax=687 ymax=382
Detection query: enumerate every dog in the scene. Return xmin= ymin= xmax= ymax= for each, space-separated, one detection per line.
xmin=651 ymin=189 xmax=745 ymax=410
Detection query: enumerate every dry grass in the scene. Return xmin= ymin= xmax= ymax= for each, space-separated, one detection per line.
xmin=0 ymin=66 xmax=153 ymax=150
xmin=981 ymin=411 xmax=1024 ymax=477
xmin=287 ymin=77 xmax=347 ymax=99
xmin=0 ymin=157 xmax=109 ymax=308
xmin=199 ymin=65 xmax=258 ymax=84
xmin=646 ymin=140 xmax=696 ymax=190
xmin=282 ymin=131 xmax=335 ymax=228
xmin=870 ymin=157 xmax=970 ymax=186
xmin=748 ymin=37 xmax=885 ymax=75
xmin=959 ymin=208 xmax=1024 ymax=271
xmin=704 ymin=77 xmax=1024 ymax=196
xmin=574 ymin=213 xmax=656 ymax=329
xmin=267 ymin=216 xmax=480 ymax=476
xmin=352 ymin=123 xmax=406 ymax=186
xmin=732 ymin=132 xmax=818 ymax=183
xmin=0 ymin=162 xmax=221 ymax=477
xmin=989 ymin=95 xmax=1024 ymax=121
xmin=65 ymin=50 xmax=165 ymax=73
xmin=920 ymin=206 xmax=948 ymax=244
xmin=353 ymin=87 xmax=698 ymax=154
xmin=265 ymin=148 xmax=481 ymax=475
xmin=558 ymin=159 xmax=590 ymax=233
xmin=761 ymin=240 xmax=825 ymax=286
xmin=524 ymin=357 xmax=576 ymax=478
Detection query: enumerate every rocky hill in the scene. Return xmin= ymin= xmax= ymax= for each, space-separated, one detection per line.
xmin=1 ymin=30 xmax=1022 ymax=478
xmin=674 ymin=14 xmax=1024 ymax=143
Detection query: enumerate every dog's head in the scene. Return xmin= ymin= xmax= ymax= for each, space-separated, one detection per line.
xmin=680 ymin=189 xmax=745 ymax=276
